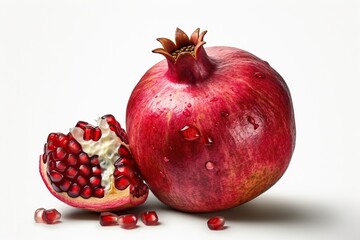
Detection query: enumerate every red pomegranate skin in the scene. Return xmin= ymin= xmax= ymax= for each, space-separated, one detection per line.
xmin=126 ymin=29 xmax=295 ymax=212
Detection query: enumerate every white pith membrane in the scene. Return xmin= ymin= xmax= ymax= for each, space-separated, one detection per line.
xmin=70 ymin=118 xmax=120 ymax=193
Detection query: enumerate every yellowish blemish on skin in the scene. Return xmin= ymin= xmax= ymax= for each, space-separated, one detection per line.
xmin=238 ymin=165 xmax=281 ymax=202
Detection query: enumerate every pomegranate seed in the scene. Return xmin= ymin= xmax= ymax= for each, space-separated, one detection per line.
xmin=83 ymin=126 xmax=94 ymax=141
xmin=66 ymin=154 xmax=78 ymax=166
xmin=68 ymin=140 xmax=82 ymax=154
xmin=76 ymin=175 xmax=87 ymax=186
xmin=79 ymin=164 xmax=91 ymax=176
xmin=93 ymin=187 xmax=105 ymax=198
xmin=68 ymin=183 xmax=81 ymax=198
xmin=114 ymin=176 xmax=130 ymax=190
xmin=141 ymin=211 xmax=158 ymax=226
xmin=118 ymin=214 xmax=138 ymax=229
xmin=34 ymin=208 xmax=45 ymax=223
xmin=90 ymin=156 xmax=100 ymax=166
xmin=41 ymin=153 xmax=47 ymax=164
xmin=66 ymin=166 xmax=78 ymax=179
xmin=89 ymin=176 xmax=101 ymax=187
xmin=78 ymin=152 xmax=90 ymax=164
xmin=75 ymin=121 xmax=89 ymax=130
xmin=207 ymin=216 xmax=225 ymax=230
xmin=59 ymin=179 xmax=71 ymax=191
xmin=49 ymin=170 xmax=64 ymax=183
xmin=57 ymin=134 xmax=69 ymax=148
xmin=114 ymin=165 xmax=134 ymax=178
xmin=100 ymin=212 xmax=119 ymax=226
xmin=92 ymin=166 xmax=101 ymax=175
xmin=102 ymin=114 xmax=117 ymax=126
xmin=55 ymin=161 xmax=67 ymax=172
xmin=80 ymin=185 xmax=92 ymax=199
xmin=43 ymin=209 xmax=61 ymax=224
xmin=92 ymin=127 xmax=102 ymax=141
xmin=118 ymin=145 xmax=131 ymax=158
xmin=47 ymin=133 xmax=58 ymax=142
xmin=54 ymin=147 xmax=67 ymax=160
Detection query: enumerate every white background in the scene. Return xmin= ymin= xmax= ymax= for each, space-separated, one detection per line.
xmin=1 ymin=0 xmax=359 ymax=239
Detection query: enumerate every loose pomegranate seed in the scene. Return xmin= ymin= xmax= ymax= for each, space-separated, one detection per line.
xmin=141 ymin=211 xmax=158 ymax=226
xmin=43 ymin=209 xmax=61 ymax=224
xmin=118 ymin=214 xmax=138 ymax=229
xmin=100 ymin=212 xmax=119 ymax=226
xmin=34 ymin=208 xmax=45 ymax=223
xmin=207 ymin=216 xmax=225 ymax=230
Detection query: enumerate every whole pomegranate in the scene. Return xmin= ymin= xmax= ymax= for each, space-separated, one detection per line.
xmin=39 ymin=114 xmax=148 ymax=212
xmin=126 ymin=28 xmax=295 ymax=212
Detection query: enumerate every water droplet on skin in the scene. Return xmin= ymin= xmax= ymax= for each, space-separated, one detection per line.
xmin=159 ymin=171 xmax=166 ymax=178
xmin=180 ymin=125 xmax=200 ymax=141
xmin=254 ymin=72 xmax=266 ymax=79
xmin=205 ymin=137 xmax=214 ymax=146
xmin=221 ymin=111 xmax=229 ymax=117
xmin=187 ymin=103 xmax=192 ymax=108
xmin=210 ymin=97 xmax=218 ymax=102
xmin=152 ymin=126 xmax=158 ymax=132
xmin=163 ymin=157 xmax=169 ymax=162
xmin=247 ymin=116 xmax=259 ymax=130
xmin=182 ymin=109 xmax=191 ymax=117
xmin=205 ymin=161 xmax=215 ymax=170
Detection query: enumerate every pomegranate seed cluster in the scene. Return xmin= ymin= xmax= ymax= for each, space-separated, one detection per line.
xmin=41 ymin=115 xmax=147 ymax=200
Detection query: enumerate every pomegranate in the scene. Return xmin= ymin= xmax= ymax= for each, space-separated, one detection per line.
xmin=39 ymin=114 xmax=148 ymax=212
xmin=126 ymin=28 xmax=296 ymax=212
xmin=207 ymin=216 xmax=225 ymax=230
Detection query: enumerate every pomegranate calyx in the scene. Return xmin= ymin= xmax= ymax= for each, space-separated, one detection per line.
xmin=153 ymin=28 xmax=214 ymax=84
xmin=153 ymin=27 xmax=206 ymax=63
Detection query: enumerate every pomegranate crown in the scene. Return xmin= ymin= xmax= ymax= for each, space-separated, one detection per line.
xmin=152 ymin=28 xmax=207 ymax=63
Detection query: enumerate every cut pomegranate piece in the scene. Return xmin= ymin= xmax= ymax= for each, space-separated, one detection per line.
xmin=207 ymin=216 xmax=225 ymax=230
xmin=43 ymin=209 xmax=62 ymax=224
xmin=34 ymin=208 xmax=45 ymax=223
xmin=100 ymin=212 xmax=119 ymax=226
xmin=118 ymin=214 xmax=138 ymax=229
xmin=140 ymin=211 xmax=158 ymax=226
xmin=39 ymin=114 xmax=148 ymax=212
